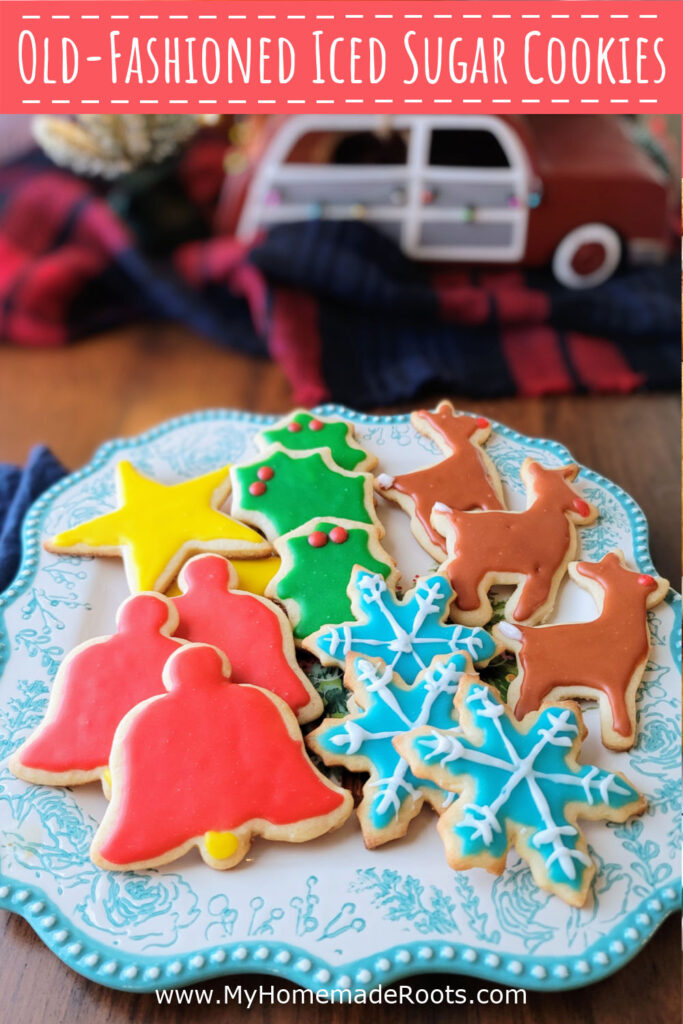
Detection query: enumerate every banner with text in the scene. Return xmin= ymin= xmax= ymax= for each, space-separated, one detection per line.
xmin=0 ymin=1 xmax=677 ymax=113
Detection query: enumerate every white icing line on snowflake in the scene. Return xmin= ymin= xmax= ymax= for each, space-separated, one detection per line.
xmin=313 ymin=571 xmax=493 ymax=685
xmin=413 ymin=684 xmax=639 ymax=889
xmin=316 ymin=656 xmax=464 ymax=827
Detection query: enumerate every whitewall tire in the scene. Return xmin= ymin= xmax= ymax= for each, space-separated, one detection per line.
xmin=551 ymin=223 xmax=622 ymax=289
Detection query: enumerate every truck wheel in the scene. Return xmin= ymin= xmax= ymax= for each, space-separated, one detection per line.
xmin=551 ymin=223 xmax=622 ymax=289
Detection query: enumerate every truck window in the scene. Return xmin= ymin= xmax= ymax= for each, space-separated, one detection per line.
xmin=285 ymin=130 xmax=408 ymax=166
xmin=333 ymin=131 xmax=407 ymax=165
xmin=429 ymin=129 xmax=510 ymax=169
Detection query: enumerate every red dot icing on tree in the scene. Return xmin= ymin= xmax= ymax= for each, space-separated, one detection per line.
xmin=475 ymin=417 xmax=490 ymax=429
xmin=257 ymin=466 xmax=274 ymax=481
xmin=572 ymin=498 xmax=591 ymax=518
xmin=308 ymin=530 xmax=328 ymax=548
xmin=638 ymin=574 xmax=655 ymax=587
xmin=288 ymin=422 xmax=303 ymax=433
xmin=329 ymin=526 xmax=349 ymax=544
xmin=309 ymin=419 xmax=324 ymax=431
xmin=249 ymin=481 xmax=267 ymax=497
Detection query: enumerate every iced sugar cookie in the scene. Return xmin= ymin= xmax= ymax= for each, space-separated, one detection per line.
xmin=432 ymin=459 xmax=598 ymax=627
xmin=90 ymin=644 xmax=353 ymax=871
xmin=308 ymin=654 xmax=468 ymax=847
xmin=231 ymin=446 xmax=383 ymax=544
xmin=498 ymin=550 xmax=669 ymax=751
xmin=305 ymin=568 xmax=497 ymax=684
xmin=172 ymin=553 xmax=322 ymax=722
xmin=10 ymin=593 xmax=182 ymax=786
xmin=267 ymin=518 xmax=398 ymax=642
xmin=45 ymin=460 xmax=271 ymax=593
xmin=166 ymin=555 xmax=281 ymax=599
xmin=396 ymin=676 xmax=646 ymax=907
xmin=376 ymin=403 xmax=504 ymax=562
xmin=256 ymin=409 xmax=377 ymax=473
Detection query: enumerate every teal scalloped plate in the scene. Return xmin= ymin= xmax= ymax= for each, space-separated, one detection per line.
xmin=0 ymin=406 xmax=679 ymax=994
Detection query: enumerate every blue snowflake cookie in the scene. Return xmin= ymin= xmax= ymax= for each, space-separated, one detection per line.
xmin=307 ymin=653 xmax=468 ymax=847
xmin=396 ymin=677 xmax=646 ymax=907
xmin=304 ymin=568 xmax=497 ymax=685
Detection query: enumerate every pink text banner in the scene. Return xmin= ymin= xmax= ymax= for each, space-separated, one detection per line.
xmin=0 ymin=1 xmax=676 ymax=114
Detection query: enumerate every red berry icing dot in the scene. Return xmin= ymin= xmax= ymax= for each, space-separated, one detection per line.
xmin=249 ymin=481 xmax=267 ymax=497
xmin=308 ymin=530 xmax=328 ymax=548
xmin=288 ymin=422 xmax=303 ymax=433
xmin=475 ymin=417 xmax=489 ymax=429
xmin=572 ymin=498 xmax=591 ymax=518
xmin=309 ymin=419 xmax=324 ymax=431
xmin=638 ymin=574 xmax=655 ymax=587
xmin=257 ymin=466 xmax=274 ymax=481
xmin=329 ymin=526 xmax=348 ymax=544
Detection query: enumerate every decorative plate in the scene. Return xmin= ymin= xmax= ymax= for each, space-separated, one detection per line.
xmin=0 ymin=406 xmax=679 ymax=994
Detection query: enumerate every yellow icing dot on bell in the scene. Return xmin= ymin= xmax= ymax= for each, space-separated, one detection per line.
xmin=205 ymin=830 xmax=240 ymax=860
xmin=102 ymin=768 xmax=112 ymax=793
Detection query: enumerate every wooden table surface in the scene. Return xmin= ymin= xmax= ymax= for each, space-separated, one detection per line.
xmin=0 ymin=326 xmax=679 ymax=1024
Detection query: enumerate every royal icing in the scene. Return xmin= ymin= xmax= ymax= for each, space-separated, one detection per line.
xmin=10 ymin=594 xmax=181 ymax=783
xmin=501 ymin=551 xmax=668 ymax=750
xmin=397 ymin=677 xmax=645 ymax=906
xmin=231 ymin=446 xmax=381 ymax=544
xmin=307 ymin=654 xmax=467 ymax=846
xmin=91 ymin=644 xmax=351 ymax=870
xmin=256 ymin=410 xmax=376 ymax=472
xmin=205 ymin=830 xmax=240 ymax=860
xmin=212 ymin=555 xmax=280 ymax=596
xmin=172 ymin=554 xmax=322 ymax=722
xmin=46 ymin=460 xmax=271 ymax=593
xmin=165 ymin=555 xmax=282 ymax=599
xmin=433 ymin=459 xmax=597 ymax=626
xmin=376 ymin=403 xmax=504 ymax=559
xmin=268 ymin=519 xmax=396 ymax=641
xmin=305 ymin=569 xmax=497 ymax=684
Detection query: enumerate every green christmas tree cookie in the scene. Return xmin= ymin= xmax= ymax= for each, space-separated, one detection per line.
xmin=256 ymin=410 xmax=377 ymax=473
xmin=267 ymin=519 xmax=397 ymax=641
xmin=231 ymin=446 xmax=382 ymax=543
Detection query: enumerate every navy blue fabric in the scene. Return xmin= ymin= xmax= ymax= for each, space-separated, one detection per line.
xmin=249 ymin=221 xmax=680 ymax=406
xmin=0 ymin=447 xmax=66 ymax=593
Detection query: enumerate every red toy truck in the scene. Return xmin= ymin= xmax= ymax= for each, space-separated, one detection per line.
xmin=221 ymin=114 xmax=671 ymax=289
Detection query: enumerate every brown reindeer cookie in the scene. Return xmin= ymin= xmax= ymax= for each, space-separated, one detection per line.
xmin=375 ymin=402 xmax=504 ymax=562
xmin=432 ymin=459 xmax=598 ymax=627
xmin=497 ymin=550 xmax=669 ymax=751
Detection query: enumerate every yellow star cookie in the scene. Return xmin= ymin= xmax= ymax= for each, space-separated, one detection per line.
xmin=45 ymin=460 xmax=272 ymax=593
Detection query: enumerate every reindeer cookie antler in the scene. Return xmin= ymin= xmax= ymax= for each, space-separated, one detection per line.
xmin=497 ymin=550 xmax=669 ymax=751
xmin=433 ymin=458 xmax=598 ymax=627
xmin=375 ymin=402 xmax=504 ymax=562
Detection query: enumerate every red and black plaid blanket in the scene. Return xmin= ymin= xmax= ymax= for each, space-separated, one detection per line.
xmin=1 ymin=137 xmax=679 ymax=407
